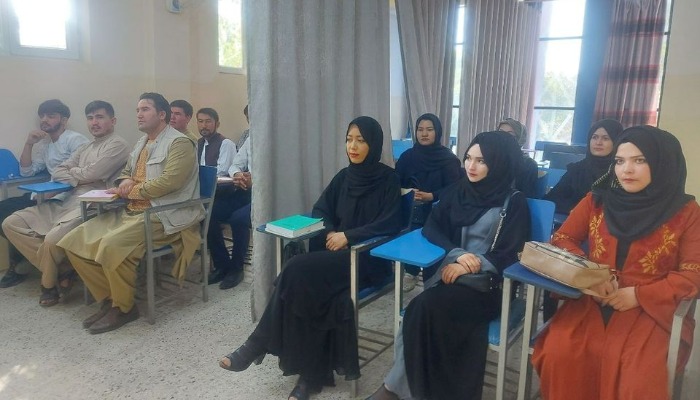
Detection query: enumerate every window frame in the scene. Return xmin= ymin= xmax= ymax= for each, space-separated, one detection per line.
xmin=530 ymin=1 xmax=585 ymax=145
xmin=3 ymin=0 xmax=80 ymax=60
xmin=218 ymin=0 xmax=246 ymax=75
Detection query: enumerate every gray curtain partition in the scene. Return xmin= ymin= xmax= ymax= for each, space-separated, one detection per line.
xmin=395 ymin=0 xmax=459 ymax=145
xmin=457 ymin=0 xmax=541 ymax=157
xmin=245 ymin=0 xmax=391 ymax=320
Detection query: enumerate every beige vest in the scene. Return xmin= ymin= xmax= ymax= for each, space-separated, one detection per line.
xmin=128 ymin=125 xmax=204 ymax=234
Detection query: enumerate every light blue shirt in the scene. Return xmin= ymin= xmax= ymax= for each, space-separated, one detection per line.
xmin=228 ymin=137 xmax=250 ymax=176
xmin=20 ymin=129 xmax=89 ymax=177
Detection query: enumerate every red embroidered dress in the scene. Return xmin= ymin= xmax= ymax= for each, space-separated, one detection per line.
xmin=533 ymin=193 xmax=700 ymax=400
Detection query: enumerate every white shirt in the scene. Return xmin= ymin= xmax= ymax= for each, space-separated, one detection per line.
xmin=20 ymin=129 xmax=90 ymax=177
xmin=200 ymin=137 xmax=237 ymax=177
xmin=228 ymin=136 xmax=250 ymax=176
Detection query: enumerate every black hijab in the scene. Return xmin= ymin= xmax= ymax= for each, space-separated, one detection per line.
xmin=568 ymin=119 xmax=624 ymax=197
xmin=593 ymin=125 xmax=695 ymax=242
xmin=448 ymin=131 xmax=522 ymax=227
xmin=395 ymin=113 xmax=460 ymax=187
xmin=497 ymin=118 xmax=528 ymax=147
xmin=345 ymin=116 xmax=393 ymax=197
xmin=585 ymin=119 xmax=624 ymax=174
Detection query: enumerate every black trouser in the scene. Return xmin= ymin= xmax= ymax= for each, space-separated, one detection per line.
xmin=207 ymin=187 xmax=252 ymax=274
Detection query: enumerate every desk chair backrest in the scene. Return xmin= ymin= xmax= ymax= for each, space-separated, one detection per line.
xmin=198 ymin=165 xmax=218 ymax=234
xmin=526 ymin=198 xmax=556 ymax=242
xmin=544 ymin=168 xmax=566 ymax=191
xmin=199 ymin=165 xmax=217 ymax=199
xmin=392 ymin=140 xmax=413 ymax=161
xmin=0 ymin=149 xmax=20 ymax=179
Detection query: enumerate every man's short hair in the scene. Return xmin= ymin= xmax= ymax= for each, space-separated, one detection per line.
xmin=170 ymin=99 xmax=193 ymax=117
xmin=38 ymin=99 xmax=70 ymax=119
xmin=140 ymin=92 xmax=171 ymax=123
xmin=85 ymin=100 xmax=115 ymax=118
xmin=197 ymin=107 xmax=219 ymax=124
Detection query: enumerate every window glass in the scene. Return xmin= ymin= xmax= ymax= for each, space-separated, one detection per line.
xmin=12 ymin=0 xmax=71 ymax=49
xmin=534 ymin=39 xmax=582 ymax=108
xmin=219 ymin=0 xmax=244 ymax=71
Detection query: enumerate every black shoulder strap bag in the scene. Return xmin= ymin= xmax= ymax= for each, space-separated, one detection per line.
xmin=453 ymin=191 xmax=516 ymax=292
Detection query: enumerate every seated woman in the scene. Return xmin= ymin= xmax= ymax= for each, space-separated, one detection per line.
xmin=219 ymin=116 xmax=402 ymax=400
xmin=395 ymin=113 xmax=462 ymax=289
xmin=497 ymin=118 xmax=539 ymax=198
xmin=544 ymin=119 xmax=623 ymax=214
xmin=367 ymin=131 xmax=530 ymax=400
xmin=533 ymin=126 xmax=700 ymax=400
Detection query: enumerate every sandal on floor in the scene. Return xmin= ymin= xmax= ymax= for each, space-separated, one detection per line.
xmin=58 ymin=270 xmax=78 ymax=298
xmin=288 ymin=378 xmax=322 ymax=400
xmin=218 ymin=340 xmax=265 ymax=372
xmin=39 ymin=286 xmax=60 ymax=307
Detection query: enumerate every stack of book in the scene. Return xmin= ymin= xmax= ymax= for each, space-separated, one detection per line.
xmin=77 ymin=189 xmax=119 ymax=202
xmin=265 ymin=214 xmax=324 ymax=238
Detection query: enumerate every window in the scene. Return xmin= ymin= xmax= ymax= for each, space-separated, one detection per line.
xmin=6 ymin=0 xmax=79 ymax=59
xmin=656 ymin=0 xmax=674 ymax=122
xmin=450 ymin=4 xmax=466 ymax=145
xmin=218 ymin=0 xmax=244 ymax=73
xmin=531 ymin=0 xmax=586 ymax=145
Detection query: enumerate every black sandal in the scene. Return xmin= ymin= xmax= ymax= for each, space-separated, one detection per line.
xmin=218 ymin=340 xmax=265 ymax=371
xmin=58 ymin=270 xmax=78 ymax=298
xmin=288 ymin=378 xmax=322 ymax=400
xmin=39 ymin=286 xmax=60 ymax=307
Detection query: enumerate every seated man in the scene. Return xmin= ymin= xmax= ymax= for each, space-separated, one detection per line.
xmin=170 ymin=99 xmax=198 ymax=142
xmin=196 ymin=107 xmax=236 ymax=176
xmin=0 ymin=99 xmax=89 ymax=288
xmin=2 ymin=100 xmax=129 ymax=307
xmin=57 ymin=92 xmax=203 ymax=334
xmin=208 ymin=137 xmax=251 ymax=290
xmin=236 ymin=104 xmax=249 ymax=151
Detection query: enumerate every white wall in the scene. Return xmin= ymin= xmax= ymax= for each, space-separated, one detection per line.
xmin=658 ymin=0 xmax=700 ymax=398
xmin=0 ymin=0 xmax=248 ymax=155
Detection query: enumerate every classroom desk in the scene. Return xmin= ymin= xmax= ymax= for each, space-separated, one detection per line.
xmin=256 ymin=224 xmax=324 ymax=275
xmin=17 ymin=181 xmax=72 ymax=204
xmin=502 ymin=262 xmax=581 ymax=400
xmin=0 ymin=172 xmax=50 ymax=201
xmin=369 ymin=228 xmax=445 ymax=335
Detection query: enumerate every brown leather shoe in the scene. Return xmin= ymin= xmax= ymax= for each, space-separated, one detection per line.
xmin=82 ymin=299 xmax=112 ymax=329
xmin=88 ymin=306 xmax=139 ymax=334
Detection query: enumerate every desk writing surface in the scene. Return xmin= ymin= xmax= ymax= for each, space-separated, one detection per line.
xmin=370 ymin=228 xmax=445 ymax=268
xmin=17 ymin=181 xmax=73 ymax=193
xmin=504 ymin=262 xmax=581 ymax=299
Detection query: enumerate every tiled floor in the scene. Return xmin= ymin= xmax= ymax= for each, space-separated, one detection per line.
xmin=0 ymin=260 xmax=533 ymax=400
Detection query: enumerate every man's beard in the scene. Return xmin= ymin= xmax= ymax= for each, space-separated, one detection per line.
xmin=41 ymin=121 xmax=62 ymax=134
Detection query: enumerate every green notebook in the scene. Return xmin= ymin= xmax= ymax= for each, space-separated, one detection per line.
xmin=265 ymin=215 xmax=324 ymax=238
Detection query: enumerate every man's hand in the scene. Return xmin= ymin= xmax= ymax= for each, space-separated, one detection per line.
xmin=111 ymin=178 xmax=136 ymax=198
xmin=233 ymin=172 xmax=253 ymax=190
xmin=26 ymin=130 xmax=47 ymax=145
xmin=326 ymin=232 xmax=348 ymax=251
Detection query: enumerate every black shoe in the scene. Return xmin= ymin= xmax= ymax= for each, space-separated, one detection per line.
xmin=208 ymin=269 xmax=227 ymax=285
xmin=219 ymin=340 xmax=265 ymax=372
xmin=219 ymin=270 xmax=244 ymax=290
xmin=0 ymin=269 xmax=27 ymax=288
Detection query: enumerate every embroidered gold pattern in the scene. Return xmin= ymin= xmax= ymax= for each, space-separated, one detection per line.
xmin=638 ymin=226 xmax=677 ymax=274
xmin=680 ymin=263 xmax=700 ymax=272
xmin=589 ymin=214 xmax=605 ymax=259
